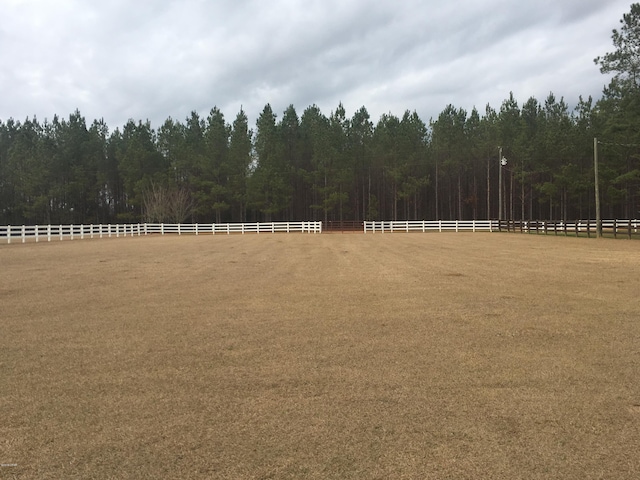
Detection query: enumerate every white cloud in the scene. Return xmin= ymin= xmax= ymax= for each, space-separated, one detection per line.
xmin=0 ymin=0 xmax=629 ymax=128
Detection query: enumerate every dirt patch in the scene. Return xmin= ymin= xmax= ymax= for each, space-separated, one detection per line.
xmin=1 ymin=233 xmax=639 ymax=479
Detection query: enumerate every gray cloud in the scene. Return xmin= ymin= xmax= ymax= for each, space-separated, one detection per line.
xmin=0 ymin=0 xmax=630 ymax=129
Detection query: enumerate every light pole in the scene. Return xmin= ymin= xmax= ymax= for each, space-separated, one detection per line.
xmin=594 ymin=137 xmax=602 ymax=237
xmin=498 ymin=147 xmax=507 ymax=221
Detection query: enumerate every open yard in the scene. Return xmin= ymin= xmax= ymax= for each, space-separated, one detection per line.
xmin=1 ymin=233 xmax=639 ymax=479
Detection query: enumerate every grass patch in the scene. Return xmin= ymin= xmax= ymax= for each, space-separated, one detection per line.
xmin=1 ymin=233 xmax=639 ymax=479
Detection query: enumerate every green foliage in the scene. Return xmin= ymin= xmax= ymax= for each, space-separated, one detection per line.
xmin=595 ymin=3 xmax=640 ymax=91
xmin=227 ymin=108 xmax=252 ymax=221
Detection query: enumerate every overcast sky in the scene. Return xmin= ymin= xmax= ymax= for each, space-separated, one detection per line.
xmin=0 ymin=0 xmax=631 ymax=131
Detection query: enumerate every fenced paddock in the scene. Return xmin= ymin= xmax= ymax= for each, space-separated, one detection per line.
xmin=2 ymin=234 xmax=639 ymax=479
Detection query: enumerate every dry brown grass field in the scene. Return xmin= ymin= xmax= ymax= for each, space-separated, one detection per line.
xmin=1 ymin=232 xmax=639 ymax=479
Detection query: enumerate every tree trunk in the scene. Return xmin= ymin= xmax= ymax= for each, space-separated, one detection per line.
xmin=521 ymin=174 xmax=525 ymax=221
xmin=457 ymin=174 xmax=462 ymax=220
xmin=486 ymin=157 xmax=491 ymax=219
xmin=393 ymin=182 xmax=398 ymax=221
xmin=510 ymin=169 xmax=514 ymax=221
xmin=435 ymin=159 xmax=439 ymax=220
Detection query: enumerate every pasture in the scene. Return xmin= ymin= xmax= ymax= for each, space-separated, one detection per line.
xmin=1 ymin=233 xmax=639 ymax=479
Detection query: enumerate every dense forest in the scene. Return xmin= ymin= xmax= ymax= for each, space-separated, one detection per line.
xmin=1 ymin=5 xmax=639 ymax=225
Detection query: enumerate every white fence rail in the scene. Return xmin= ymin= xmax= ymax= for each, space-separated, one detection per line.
xmin=0 ymin=221 xmax=322 ymax=244
xmin=0 ymin=223 xmax=144 ymax=244
xmin=364 ymin=220 xmax=498 ymax=233
xmin=144 ymin=222 xmax=322 ymax=235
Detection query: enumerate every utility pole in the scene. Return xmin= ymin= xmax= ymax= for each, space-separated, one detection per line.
xmin=594 ymin=137 xmax=602 ymax=237
xmin=498 ymin=146 xmax=503 ymax=221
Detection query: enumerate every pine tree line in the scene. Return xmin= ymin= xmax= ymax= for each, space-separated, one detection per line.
xmin=1 ymin=5 xmax=639 ymax=225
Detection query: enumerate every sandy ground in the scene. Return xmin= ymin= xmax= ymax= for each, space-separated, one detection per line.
xmin=1 ymin=232 xmax=639 ymax=479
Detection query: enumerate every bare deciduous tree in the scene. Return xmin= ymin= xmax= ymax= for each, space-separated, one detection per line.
xmin=167 ymin=187 xmax=193 ymax=223
xmin=143 ymin=181 xmax=193 ymax=223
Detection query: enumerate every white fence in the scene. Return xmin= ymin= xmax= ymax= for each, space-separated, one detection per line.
xmin=364 ymin=220 xmax=498 ymax=233
xmin=0 ymin=223 xmax=145 ymax=244
xmin=3 ymin=219 xmax=638 ymax=244
xmin=0 ymin=221 xmax=322 ymax=244
xmin=145 ymin=222 xmax=322 ymax=235
xmin=364 ymin=219 xmax=640 ymax=236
